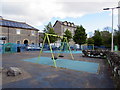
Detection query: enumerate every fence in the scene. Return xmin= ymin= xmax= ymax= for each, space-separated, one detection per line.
xmin=0 ymin=43 xmax=27 ymax=54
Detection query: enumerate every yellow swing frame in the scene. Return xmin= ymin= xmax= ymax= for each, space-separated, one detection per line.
xmin=38 ymin=33 xmax=74 ymax=68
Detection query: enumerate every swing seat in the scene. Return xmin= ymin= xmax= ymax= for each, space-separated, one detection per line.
xmin=51 ymin=56 xmax=58 ymax=60
xmin=59 ymin=55 xmax=64 ymax=57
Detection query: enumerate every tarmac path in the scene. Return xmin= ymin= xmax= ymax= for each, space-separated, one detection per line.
xmin=2 ymin=51 xmax=114 ymax=88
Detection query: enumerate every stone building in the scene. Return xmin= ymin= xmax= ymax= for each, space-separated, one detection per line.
xmin=53 ymin=20 xmax=77 ymax=36
xmin=0 ymin=17 xmax=39 ymax=45
xmin=53 ymin=20 xmax=77 ymax=45
xmin=38 ymin=32 xmax=44 ymax=46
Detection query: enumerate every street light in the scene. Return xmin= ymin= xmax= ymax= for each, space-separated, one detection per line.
xmin=103 ymin=7 xmax=120 ymax=52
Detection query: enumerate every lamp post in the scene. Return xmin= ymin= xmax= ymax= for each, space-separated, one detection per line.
xmin=103 ymin=7 xmax=120 ymax=52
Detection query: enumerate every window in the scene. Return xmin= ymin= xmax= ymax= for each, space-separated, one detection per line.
xmin=68 ymin=29 xmax=70 ymax=31
xmin=64 ymin=28 xmax=67 ymax=32
xmin=72 ymin=28 xmax=74 ymax=35
xmin=64 ymin=21 xmax=67 ymax=25
xmin=31 ymin=31 xmax=35 ymax=35
xmin=71 ymin=28 xmax=73 ymax=33
xmin=71 ymin=24 xmax=74 ymax=27
xmin=16 ymin=29 xmax=20 ymax=34
xmin=68 ymin=23 xmax=70 ymax=26
xmin=0 ymin=36 xmax=7 ymax=40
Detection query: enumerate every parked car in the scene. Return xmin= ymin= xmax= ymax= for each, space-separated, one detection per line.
xmin=27 ymin=45 xmax=41 ymax=51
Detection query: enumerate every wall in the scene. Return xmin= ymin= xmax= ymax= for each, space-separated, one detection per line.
xmin=54 ymin=21 xmax=76 ymax=36
xmin=53 ymin=22 xmax=62 ymax=36
xmin=53 ymin=21 xmax=76 ymax=45
xmin=0 ymin=26 xmax=39 ymax=45
xmin=61 ymin=25 xmax=76 ymax=36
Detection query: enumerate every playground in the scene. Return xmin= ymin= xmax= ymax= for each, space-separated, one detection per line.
xmin=1 ymin=34 xmax=116 ymax=88
xmin=2 ymin=50 xmax=115 ymax=88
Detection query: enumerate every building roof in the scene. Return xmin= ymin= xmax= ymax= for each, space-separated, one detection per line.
xmin=53 ymin=20 xmax=77 ymax=28
xmin=0 ymin=18 xmax=39 ymax=31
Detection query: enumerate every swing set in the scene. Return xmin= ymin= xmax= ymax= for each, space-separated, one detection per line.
xmin=38 ymin=33 xmax=74 ymax=68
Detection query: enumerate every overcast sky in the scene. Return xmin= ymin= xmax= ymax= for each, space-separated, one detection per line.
xmin=0 ymin=0 xmax=120 ymax=36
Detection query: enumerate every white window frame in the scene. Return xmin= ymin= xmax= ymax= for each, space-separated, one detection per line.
xmin=71 ymin=24 xmax=74 ymax=27
xmin=68 ymin=23 xmax=70 ymax=26
xmin=64 ymin=22 xmax=67 ymax=25
xmin=31 ymin=30 xmax=35 ymax=36
xmin=64 ymin=28 xmax=67 ymax=32
xmin=16 ymin=29 xmax=21 ymax=34
xmin=68 ymin=29 xmax=70 ymax=31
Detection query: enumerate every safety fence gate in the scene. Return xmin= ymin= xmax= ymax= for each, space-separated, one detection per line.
xmin=0 ymin=43 xmax=27 ymax=54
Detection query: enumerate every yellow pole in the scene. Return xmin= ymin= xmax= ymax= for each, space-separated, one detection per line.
xmin=37 ymin=34 xmax=47 ymax=63
xmin=46 ymin=34 xmax=57 ymax=68
xmin=46 ymin=33 xmax=63 ymax=38
xmin=93 ymin=44 xmax=94 ymax=50
xmin=57 ymin=38 xmax=65 ymax=57
xmin=65 ymin=37 xmax=74 ymax=60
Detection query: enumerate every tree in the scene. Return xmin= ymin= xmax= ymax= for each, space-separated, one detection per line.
xmin=87 ymin=38 xmax=94 ymax=44
xmin=92 ymin=30 xmax=102 ymax=46
xmin=44 ymin=22 xmax=53 ymax=33
xmin=63 ymin=29 xmax=72 ymax=42
xmin=103 ymin=26 xmax=112 ymax=32
xmin=118 ymin=24 xmax=120 ymax=31
xmin=73 ymin=25 xmax=87 ymax=47
xmin=43 ymin=22 xmax=57 ymax=43
xmin=101 ymin=31 xmax=111 ymax=48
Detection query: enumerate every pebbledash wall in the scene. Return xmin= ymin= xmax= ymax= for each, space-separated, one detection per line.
xmin=53 ymin=20 xmax=77 ymax=36
xmin=0 ymin=18 xmax=39 ymax=45
xmin=53 ymin=20 xmax=77 ymax=45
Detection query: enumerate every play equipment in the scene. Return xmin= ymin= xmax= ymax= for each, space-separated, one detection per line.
xmin=38 ymin=33 xmax=74 ymax=67
xmin=24 ymin=57 xmax=99 ymax=73
xmin=81 ymin=44 xmax=94 ymax=50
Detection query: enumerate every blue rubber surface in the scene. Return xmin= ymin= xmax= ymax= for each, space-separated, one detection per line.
xmin=23 ymin=57 xmax=99 ymax=73
xmin=43 ymin=50 xmax=82 ymax=54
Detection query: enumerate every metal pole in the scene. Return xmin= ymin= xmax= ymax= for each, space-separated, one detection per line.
xmin=103 ymin=7 xmax=120 ymax=51
xmin=65 ymin=37 xmax=74 ymax=60
xmin=111 ymin=8 xmax=114 ymax=52
xmin=46 ymin=34 xmax=57 ymax=68
xmin=37 ymin=35 xmax=47 ymax=63
xmin=57 ymin=38 xmax=65 ymax=57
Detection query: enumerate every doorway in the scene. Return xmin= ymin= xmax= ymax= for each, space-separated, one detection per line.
xmin=24 ymin=40 xmax=28 ymax=46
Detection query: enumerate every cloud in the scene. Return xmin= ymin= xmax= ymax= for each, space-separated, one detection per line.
xmin=1 ymin=0 xmax=119 ymax=30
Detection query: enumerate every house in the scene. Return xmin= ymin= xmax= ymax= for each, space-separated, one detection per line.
xmin=0 ymin=17 xmax=39 ymax=45
xmin=53 ymin=20 xmax=77 ymax=36
xmin=53 ymin=20 xmax=77 ymax=45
